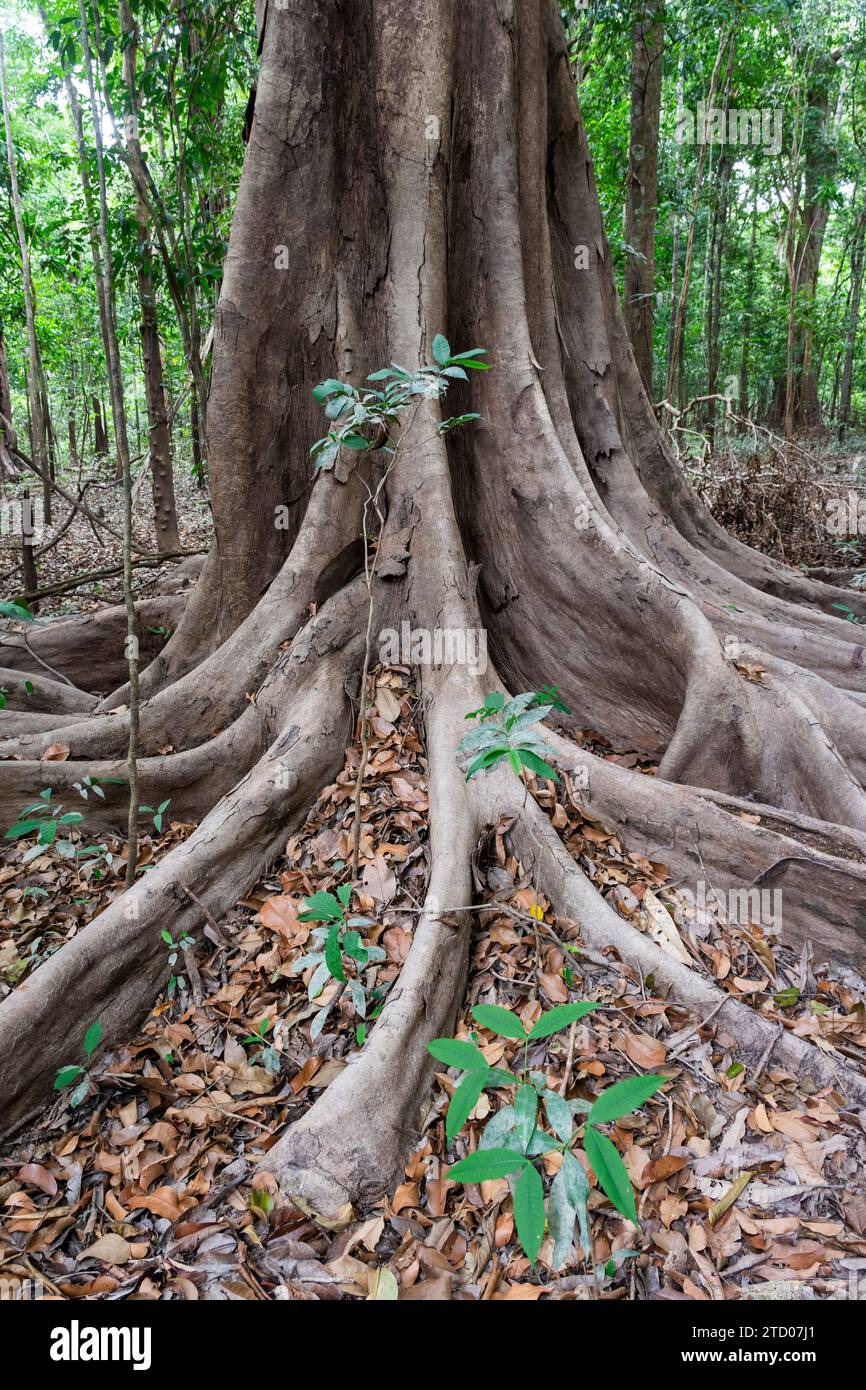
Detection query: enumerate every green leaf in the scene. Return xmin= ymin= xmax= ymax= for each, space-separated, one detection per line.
xmin=4 ymin=818 xmax=45 ymax=840
xmin=465 ymin=747 xmax=508 ymax=779
xmin=427 ymin=1037 xmax=489 ymax=1071
xmin=549 ymin=1149 xmax=590 ymax=1269
xmin=336 ymin=882 xmax=352 ymax=908
xmin=514 ymin=1084 xmax=538 ymax=1152
xmin=431 ymin=333 xmax=451 ymax=365
xmin=516 ymin=748 xmax=559 ymax=782
xmin=543 ymin=1090 xmax=574 ymax=1144
xmin=312 ymin=378 xmax=348 ymax=402
xmin=587 ymin=1073 xmax=665 ymax=1126
xmin=513 ymin=1161 xmax=546 ymax=1265
xmin=342 ymin=930 xmax=364 ymax=961
xmin=83 ymin=1021 xmax=103 ymax=1059
xmin=299 ymin=890 xmax=344 ymax=924
xmin=585 ymin=1126 xmax=637 ymax=1224
xmin=54 ymin=1064 xmax=83 ymax=1090
xmin=528 ymin=1001 xmax=598 ymax=1040
xmin=324 ymin=924 xmax=345 ymax=983
xmin=449 ymin=1148 xmax=527 ymax=1183
xmin=471 ymin=1004 xmax=527 ymax=1039
xmin=446 ymin=1070 xmax=488 ymax=1143
xmin=70 ymin=1079 xmax=89 ymax=1108
xmin=0 ymin=600 xmax=35 ymax=622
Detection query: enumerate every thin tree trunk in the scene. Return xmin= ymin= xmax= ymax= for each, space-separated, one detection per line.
xmin=78 ymin=0 xmax=131 ymax=488
xmin=739 ymin=180 xmax=758 ymax=420
xmin=79 ymin=0 xmax=139 ymax=878
xmin=664 ymin=28 xmax=729 ymax=408
xmin=120 ymin=0 xmax=180 ymax=554
xmin=0 ymin=32 xmax=51 ymax=524
xmin=0 ymin=312 xmax=17 ymax=477
xmin=624 ymin=0 xmax=664 ymax=396
xmin=705 ymin=152 xmax=730 ymax=445
xmin=190 ymin=394 xmax=202 ymax=482
xmin=39 ymin=3 xmax=120 ymax=483
xmin=92 ymin=392 xmax=108 ymax=456
xmin=89 ymin=16 xmax=210 ymax=474
xmin=838 ymin=184 xmax=866 ymax=438
xmin=20 ymin=487 xmax=37 ymax=607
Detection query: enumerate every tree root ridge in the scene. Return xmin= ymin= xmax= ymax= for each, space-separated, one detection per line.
xmin=507 ymin=800 xmax=866 ymax=1108
xmin=0 ymin=610 xmax=364 ymax=1143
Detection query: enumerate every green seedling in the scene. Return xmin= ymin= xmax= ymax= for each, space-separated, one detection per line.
xmin=161 ymin=927 xmax=195 ymax=996
xmin=292 ymin=885 xmax=385 ymax=1041
xmin=459 ymin=691 xmax=559 ymax=782
xmin=428 ymin=1002 xmax=665 ymax=1267
xmin=139 ymin=799 xmax=171 ymax=833
xmin=53 ymin=1021 xmax=103 ymax=1108
xmin=5 ymin=788 xmax=84 ymax=863
xmin=310 ymin=336 xmax=486 ymax=473
xmin=241 ymin=1015 xmax=281 ymax=1074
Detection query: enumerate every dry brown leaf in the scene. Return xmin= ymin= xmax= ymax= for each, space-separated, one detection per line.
xmin=623 ymin=1029 xmax=667 ymax=1068
xmin=41 ymin=741 xmax=71 ymax=761
xmin=80 ymin=1233 xmax=132 ymax=1264
xmin=363 ymin=853 xmax=397 ymax=906
xmin=18 ymin=1163 xmax=58 ymax=1196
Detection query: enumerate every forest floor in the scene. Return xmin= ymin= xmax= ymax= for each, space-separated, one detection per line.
xmin=1 ymin=456 xmax=212 ymax=617
xmin=690 ymin=426 xmax=866 ymax=574
xmin=1 ymin=438 xmax=866 ymax=1301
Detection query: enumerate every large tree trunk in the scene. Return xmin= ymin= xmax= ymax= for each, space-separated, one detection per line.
xmin=3 ymin=0 xmax=866 ymax=1224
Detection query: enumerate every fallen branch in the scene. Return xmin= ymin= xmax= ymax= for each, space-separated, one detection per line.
xmin=12 ymin=549 xmax=205 ymax=603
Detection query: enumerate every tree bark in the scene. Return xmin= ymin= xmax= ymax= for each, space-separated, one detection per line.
xmin=92 ymin=393 xmax=108 ymax=456
xmin=738 ymin=178 xmax=758 ymax=419
xmin=838 ymin=183 xmax=866 ymax=437
xmin=0 ymin=312 xmax=18 ymax=478
xmin=664 ymin=28 xmax=729 ymax=408
xmin=0 ymin=31 xmax=51 ymax=524
xmin=623 ymin=0 xmax=664 ymax=396
xmin=119 ymin=0 xmax=180 ymax=553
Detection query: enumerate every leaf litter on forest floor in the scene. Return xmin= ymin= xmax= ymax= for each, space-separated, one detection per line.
xmin=0 ymin=665 xmax=431 ymax=1298
xmin=0 ymin=683 xmax=865 ymax=1300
